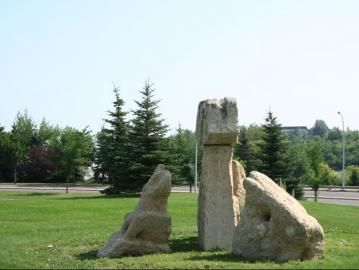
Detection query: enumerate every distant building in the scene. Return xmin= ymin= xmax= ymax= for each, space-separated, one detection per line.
xmin=281 ymin=126 xmax=309 ymax=139
xmin=281 ymin=126 xmax=308 ymax=133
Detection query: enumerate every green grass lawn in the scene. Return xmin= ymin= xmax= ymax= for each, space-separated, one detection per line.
xmin=0 ymin=191 xmax=358 ymax=269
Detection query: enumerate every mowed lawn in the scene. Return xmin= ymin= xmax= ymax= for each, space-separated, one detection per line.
xmin=0 ymin=191 xmax=358 ymax=269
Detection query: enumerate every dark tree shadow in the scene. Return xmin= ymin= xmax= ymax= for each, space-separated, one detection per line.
xmin=59 ymin=193 xmax=141 ymax=200
xmin=169 ymin=236 xmax=201 ymax=252
xmin=12 ymin=192 xmax=58 ymax=196
xmin=76 ymin=250 xmax=99 ymax=261
xmin=75 ymin=236 xmax=200 ymax=261
xmin=188 ymin=253 xmax=285 ymax=264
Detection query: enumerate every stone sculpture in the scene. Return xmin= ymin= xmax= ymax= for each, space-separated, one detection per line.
xmin=97 ymin=164 xmax=172 ymax=257
xmin=196 ymin=97 xmax=245 ymax=251
xmin=232 ymin=171 xmax=325 ymax=261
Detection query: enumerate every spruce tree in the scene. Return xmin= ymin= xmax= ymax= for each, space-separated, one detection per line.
xmin=234 ymin=126 xmax=259 ymax=174
xmin=168 ymin=124 xmax=197 ymax=185
xmin=97 ymin=86 xmax=130 ymax=191
xmin=128 ymin=81 xmax=169 ymax=190
xmin=259 ymin=111 xmax=288 ymax=183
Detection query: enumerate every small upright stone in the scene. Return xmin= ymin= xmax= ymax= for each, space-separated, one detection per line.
xmin=97 ymin=164 xmax=172 ymax=257
xmin=232 ymin=171 xmax=325 ymax=261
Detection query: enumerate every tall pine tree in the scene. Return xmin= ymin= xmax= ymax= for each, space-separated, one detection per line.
xmin=259 ymin=111 xmax=288 ymax=183
xmin=128 ymin=81 xmax=169 ymax=190
xmin=234 ymin=126 xmax=260 ymax=174
xmin=96 ymin=86 xmax=130 ymax=191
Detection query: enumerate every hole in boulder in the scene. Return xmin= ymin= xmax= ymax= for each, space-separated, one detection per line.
xmin=135 ymin=231 xmax=144 ymax=239
xmin=262 ymin=212 xmax=271 ymax=222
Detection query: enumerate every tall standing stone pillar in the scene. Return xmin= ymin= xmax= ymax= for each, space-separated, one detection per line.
xmin=196 ymin=97 xmax=244 ymax=251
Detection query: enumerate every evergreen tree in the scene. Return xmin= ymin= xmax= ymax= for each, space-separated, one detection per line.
xmin=128 ymin=81 xmax=169 ymax=190
xmin=94 ymin=128 xmax=112 ymax=182
xmin=259 ymin=111 xmax=288 ymax=183
xmin=168 ymin=124 xmax=197 ymax=185
xmin=234 ymin=126 xmax=260 ymax=174
xmin=96 ymin=87 xmax=130 ymax=191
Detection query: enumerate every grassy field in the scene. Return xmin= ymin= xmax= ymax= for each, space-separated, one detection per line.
xmin=0 ymin=191 xmax=358 ymax=269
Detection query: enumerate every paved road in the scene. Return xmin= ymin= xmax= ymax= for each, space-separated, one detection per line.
xmin=304 ymin=190 xmax=359 ymax=206
xmin=0 ymin=184 xmax=192 ymax=193
xmin=1 ymin=184 xmax=358 ymax=206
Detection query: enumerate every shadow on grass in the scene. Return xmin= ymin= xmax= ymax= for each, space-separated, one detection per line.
xmin=170 ymin=236 xmax=201 ymax=252
xmin=76 ymin=236 xmax=200 ymax=261
xmin=187 ymin=252 xmax=285 ymax=265
xmin=76 ymin=250 xmax=98 ymax=261
xmin=59 ymin=193 xmax=141 ymax=200
xmin=75 ymin=237 xmax=276 ymax=266
xmin=12 ymin=192 xmax=58 ymax=196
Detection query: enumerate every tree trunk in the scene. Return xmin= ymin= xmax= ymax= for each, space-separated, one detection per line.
xmin=189 ymin=183 xmax=192 ymax=193
xmin=14 ymin=166 xmax=17 ymax=185
xmin=314 ymin=188 xmax=318 ymax=202
xmin=66 ymin=177 xmax=69 ymax=194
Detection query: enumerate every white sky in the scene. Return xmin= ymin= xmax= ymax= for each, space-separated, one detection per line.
xmin=1 ymin=0 xmax=358 ymax=134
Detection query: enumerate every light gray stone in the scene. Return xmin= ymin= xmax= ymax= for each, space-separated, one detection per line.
xmin=198 ymin=146 xmax=245 ymax=251
xmin=196 ymin=97 xmax=239 ymax=145
xmin=232 ymin=160 xmax=246 ymax=225
xmin=97 ymin=164 xmax=171 ymax=257
xmin=232 ymin=171 xmax=325 ymax=261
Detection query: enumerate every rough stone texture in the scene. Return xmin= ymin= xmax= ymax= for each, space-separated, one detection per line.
xmin=97 ymin=164 xmax=172 ymax=257
xmin=232 ymin=160 xmax=246 ymax=225
xmin=198 ymin=146 xmax=245 ymax=251
xmin=196 ymin=97 xmax=239 ymax=145
xmin=233 ymin=171 xmax=325 ymax=261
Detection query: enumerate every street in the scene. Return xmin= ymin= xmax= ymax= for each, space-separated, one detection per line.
xmin=1 ymin=184 xmax=359 ymax=206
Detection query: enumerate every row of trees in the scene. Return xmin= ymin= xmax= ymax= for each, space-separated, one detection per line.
xmin=286 ymin=119 xmax=359 ymax=170
xmin=235 ymin=115 xmax=359 ymax=200
xmin=0 ymin=81 xmax=197 ymax=193
xmin=1 ymin=81 xmax=359 ymax=198
xmin=0 ymin=112 xmax=93 ymax=191
xmin=94 ymin=81 xmax=197 ymax=193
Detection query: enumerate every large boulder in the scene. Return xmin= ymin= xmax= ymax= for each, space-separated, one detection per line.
xmin=232 ymin=171 xmax=324 ymax=261
xmin=196 ymin=97 xmax=239 ymax=145
xmin=97 ymin=164 xmax=172 ymax=257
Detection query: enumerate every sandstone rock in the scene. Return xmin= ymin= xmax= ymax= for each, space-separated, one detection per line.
xmin=231 ymin=160 xmax=246 ymax=224
xmin=196 ymin=97 xmax=243 ymax=251
xmin=197 ymin=146 xmax=245 ymax=251
xmin=196 ymin=97 xmax=239 ymax=145
xmin=97 ymin=164 xmax=172 ymax=257
xmin=232 ymin=171 xmax=325 ymax=261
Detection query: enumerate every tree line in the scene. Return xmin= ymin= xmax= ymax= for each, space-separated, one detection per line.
xmin=1 ymin=82 xmax=359 ymax=197
xmin=93 ymin=81 xmax=196 ymax=193
xmin=0 ymin=81 xmax=197 ymax=193
xmin=0 ymin=111 xmax=94 ymax=191
xmin=235 ymin=116 xmax=359 ymax=200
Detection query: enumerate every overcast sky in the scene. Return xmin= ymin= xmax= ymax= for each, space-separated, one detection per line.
xmin=1 ymin=0 xmax=358 ymax=134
